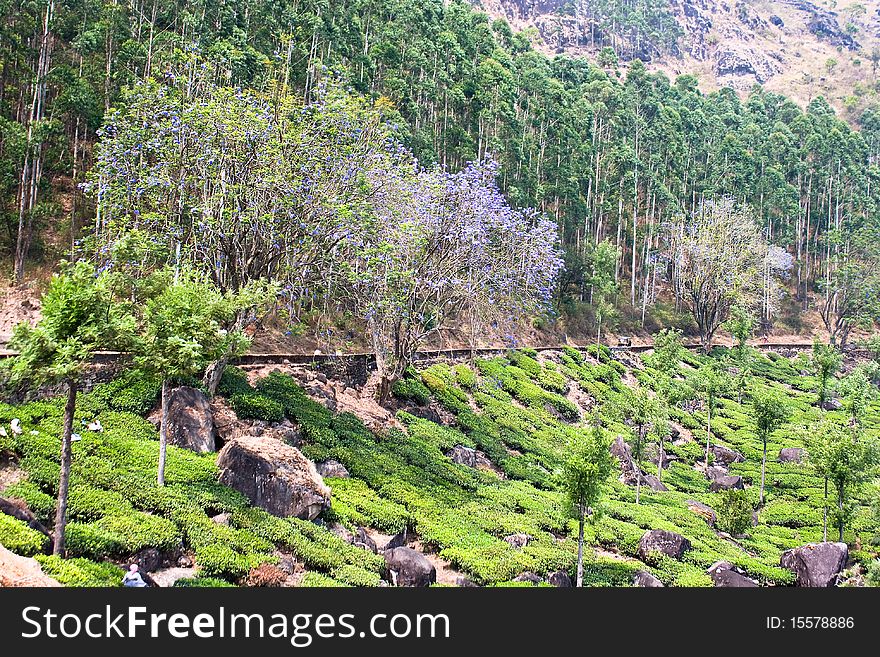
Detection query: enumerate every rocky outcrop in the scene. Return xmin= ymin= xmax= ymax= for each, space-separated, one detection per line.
xmin=686 ymin=499 xmax=717 ymax=526
xmin=643 ymin=475 xmax=668 ymax=492
xmin=778 ymin=448 xmax=805 ymax=464
xmin=780 ymin=542 xmax=848 ymax=587
xmin=504 ymin=533 xmax=531 ymax=549
xmin=707 ymin=561 xmax=758 ymax=587
xmin=714 ymin=46 xmax=781 ymax=84
xmin=385 ymin=547 xmax=436 ymax=587
xmin=353 ymin=527 xmax=378 ymax=554
xmin=821 ymin=398 xmax=843 ymax=411
xmin=711 ymin=445 xmax=744 ymax=465
xmin=638 ymin=530 xmax=691 ymax=562
xmin=513 ymin=571 xmax=542 ymax=584
xmin=446 ymin=445 xmax=494 ymax=470
xmin=547 ymin=570 xmax=572 ymax=587
xmin=0 ymin=544 xmax=60 ymax=586
xmin=315 ymin=459 xmax=349 ymax=479
xmin=216 ymin=436 xmax=331 ymax=520
xmin=166 ymin=386 xmax=216 ymax=453
xmin=710 ymin=475 xmax=745 ymax=492
xmin=633 ymin=570 xmax=664 ymax=587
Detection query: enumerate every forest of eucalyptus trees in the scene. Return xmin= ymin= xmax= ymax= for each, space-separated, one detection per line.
xmin=1 ymin=0 xmax=878 ymax=343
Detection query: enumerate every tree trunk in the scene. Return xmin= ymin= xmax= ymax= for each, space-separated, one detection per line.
xmin=704 ymin=403 xmax=712 ymax=470
xmin=203 ymin=355 xmax=229 ymax=396
xmin=53 ymin=380 xmax=77 ymax=556
xmin=657 ymin=436 xmax=664 ymax=481
xmin=157 ymin=379 xmax=170 ymax=486
xmin=635 ymin=472 xmax=641 ymax=505
xmin=575 ymin=511 xmax=585 ymax=588
xmin=837 ymin=485 xmax=844 ymax=543
xmin=759 ymin=438 xmax=767 ymax=505
xmin=822 ymin=477 xmax=828 ymax=542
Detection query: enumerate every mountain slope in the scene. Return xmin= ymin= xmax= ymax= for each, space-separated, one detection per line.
xmin=472 ymin=0 xmax=880 ymax=115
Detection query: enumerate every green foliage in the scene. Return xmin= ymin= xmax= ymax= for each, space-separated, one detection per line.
xmin=715 ymin=489 xmax=754 ymax=536
xmin=35 ymin=556 xmax=125 ymax=587
xmin=392 ymin=376 xmax=432 ymax=405
xmin=229 ymin=393 xmax=285 ymax=422
xmin=65 ymin=512 xmax=181 ymax=559
xmin=174 ymin=577 xmax=236 ymax=588
xmin=89 ymin=371 xmax=162 ymax=415
xmin=217 ymin=366 xmax=254 ymax=398
xmin=811 ymin=341 xmax=842 ymax=405
xmin=0 ymin=514 xmax=47 ymax=556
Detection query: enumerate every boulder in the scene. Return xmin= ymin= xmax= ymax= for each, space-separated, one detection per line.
xmin=706 ymin=465 xmax=729 ymax=481
xmin=132 ymin=547 xmax=162 ymax=573
xmin=216 ymin=436 xmax=330 ymax=520
xmin=503 ymin=533 xmax=531 ymax=549
xmin=547 ymin=571 xmax=572 ymax=587
xmin=638 ymin=530 xmax=691 ymax=562
xmin=513 ymin=572 xmax=542 ymax=584
xmin=643 ymin=475 xmax=668 ymax=492
xmin=778 ymin=448 xmax=805 ymax=464
xmin=707 ymin=561 xmax=758 ymax=587
xmin=686 ymin=500 xmax=717 ymax=526
xmin=821 ymin=398 xmax=843 ymax=411
xmin=384 ymin=547 xmax=436 ymax=587
xmin=446 ymin=445 xmax=493 ymax=470
xmin=711 ymin=445 xmax=744 ymax=465
xmin=0 ymin=497 xmax=51 ymax=541
xmin=315 ymin=459 xmax=349 ymax=479
xmin=610 ymin=436 xmax=640 ymax=485
xmin=780 ymin=542 xmax=848 ymax=587
xmin=384 ymin=531 xmax=408 ymax=551
xmin=211 ymin=513 xmax=231 ymax=526
xmin=455 ymin=576 xmax=478 ymax=587
xmin=710 ymin=475 xmax=744 ymax=492
xmin=353 ymin=527 xmax=378 ymax=554
xmin=167 ymin=386 xmax=216 ymax=453
xmin=329 ymin=523 xmax=353 ymax=543
xmin=633 ymin=570 xmax=664 ymax=587
xmin=0 ymin=544 xmax=60 ymax=587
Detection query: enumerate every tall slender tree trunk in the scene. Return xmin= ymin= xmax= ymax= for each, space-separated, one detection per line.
xmin=657 ymin=436 xmax=664 ymax=481
xmin=704 ymin=403 xmax=712 ymax=470
xmin=760 ymin=437 xmax=767 ymax=505
xmin=157 ymin=379 xmax=170 ymax=486
xmin=837 ymin=485 xmax=844 ymax=543
xmin=822 ymin=477 xmax=828 ymax=542
xmin=53 ymin=380 xmax=77 ymax=556
xmin=576 ymin=510 xmax=585 ymax=587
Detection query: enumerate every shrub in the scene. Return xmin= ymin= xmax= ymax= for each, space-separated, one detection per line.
xmin=65 ymin=512 xmax=181 ymax=559
xmin=174 ymin=576 xmax=235 ymax=588
xmin=256 ymin=372 xmax=332 ymax=428
xmin=3 ymin=482 xmax=56 ymax=522
xmin=392 ymin=377 xmax=431 ymax=405
xmin=244 ymin=563 xmax=288 ymax=587
xmin=332 ymin=564 xmax=383 ymax=587
xmin=0 ymin=514 xmax=47 ymax=556
xmin=35 ymin=555 xmax=124 ymax=587
xmin=90 ymin=372 xmax=161 ymax=415
xmin=217 ymin=366 xmax=253 ymax=398
xmin=195 ymin=543 xmax=253 ymax=580
xmin=453 ymin=364 xmax=477 ymax=389
xmin=229 ymin=393 xmax=284 ymax=422
xmin=299 ymin=572 xmax=349 ymax=587
xmin=716 ymin=489 xmax=754 ymax=536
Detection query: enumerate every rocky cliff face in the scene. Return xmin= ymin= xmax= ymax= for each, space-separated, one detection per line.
xmin=471 ymin=0 xmax=880 ymax=112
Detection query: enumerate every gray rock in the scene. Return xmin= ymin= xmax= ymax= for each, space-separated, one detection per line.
xmin=504 ymin=533 xmax=531 ymax=549
xmin=710 ymin=475 xmax=745 ymax=492
xmin=707 ymin=561 xmax=758 ymax=587
xmin=821 ymin=398 xmax=843 ymax=411
xmin=216 ymin=436 xmax=330 ymax=520
xmin=210 ymin=513 xmax=231 ymax=526
xmin=446 ymin=445 xmax=493 ymax=469
xmin=547 ymin=571 xmax=572 ymax=587
xmin=513 ymin=572 xmax=542 ymax=584
xmin=384 ymin=531 xmax=408 ymax=551
xmin=686 ymin=500 xmax=717 ymax=526
xmin=0 ymin=497 xmax=50 ymax=542
xmin=638 ymin=530 xmax=691 ymax=562
xmin=315 ymin=459 xmax=349 ymax=478
xmin=781 ymin=542 xmax=848 ymax=587
xmin=167 ymin=386 xmax=216 ymax=453
xmin=455 ymin=576 xmax=478 ymax=587
xmin=133 ymin=547 xmax=162 ymax=573
xmin=385 ymin=547 xmax=436 ymax=587
xmin=706 ymin=465 xmax=729 ymax=481
xmin=353 ymin=527 xmax=378 ymax=554
xmin=633 ymin=570 xmax=664 ymax=587
xmin=711 ymin=445 xmax=745 ymax=465
xmin=778 ymin=447 xmax=805 ymax=464
xmin=643 ymin=475 xmax=668 ymax=492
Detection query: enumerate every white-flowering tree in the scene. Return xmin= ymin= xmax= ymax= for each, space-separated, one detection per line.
xmin=671 ymin=198 xmax=783 ymax=352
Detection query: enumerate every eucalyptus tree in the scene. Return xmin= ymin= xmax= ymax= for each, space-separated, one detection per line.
xmin=688 ymin=360 xmax=731 ymax=471
xmin=750 ymin=389 xmax=790 ymax=505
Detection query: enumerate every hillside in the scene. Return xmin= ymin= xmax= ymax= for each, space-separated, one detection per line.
xmin=1 ymin=343 xmax=877 ymax=587
xmin=472 ymin=0 xmax=880 ymax=116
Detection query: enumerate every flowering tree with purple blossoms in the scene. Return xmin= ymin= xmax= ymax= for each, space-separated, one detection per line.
xmin=338 ymin=159 xmax=563 ymax=401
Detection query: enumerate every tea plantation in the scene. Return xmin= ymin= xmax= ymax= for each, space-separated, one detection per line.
xmin=0 ymin=345 xmax=877 ymax=587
